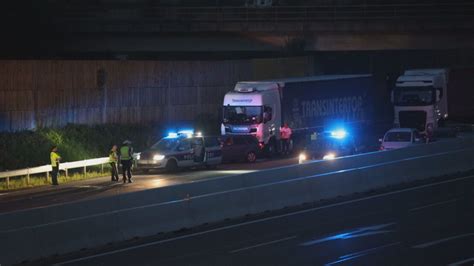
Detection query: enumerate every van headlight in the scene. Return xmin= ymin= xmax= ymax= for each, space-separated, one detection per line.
xmin=323 ymin=153 xmax=336 ymax=160
xmin=298 ymin=153 xmax=307 ymax=164
xmin=153 ymin=154 xmax=165 ymax=161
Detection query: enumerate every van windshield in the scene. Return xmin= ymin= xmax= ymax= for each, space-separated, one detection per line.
xmin=223 ymin=106 xmax=262 ymax=124
xmin=151 ymin=138 xmax=180 ymax=151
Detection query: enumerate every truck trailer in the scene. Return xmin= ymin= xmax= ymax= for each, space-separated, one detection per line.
xmin=392 ymin=68 xmax=474 ymax=134
xmin=221 ymin=75 xmax=387 ymax=155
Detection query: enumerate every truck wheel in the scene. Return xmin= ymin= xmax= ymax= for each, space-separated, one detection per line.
xmin=165 ymin=160 xmax=178 ymax=172
xmin=246 ymin=151 xmax=257 ymax=163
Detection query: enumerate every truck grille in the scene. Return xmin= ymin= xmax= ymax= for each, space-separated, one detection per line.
xmin=399 ymin=111 xmax=426 ymax=131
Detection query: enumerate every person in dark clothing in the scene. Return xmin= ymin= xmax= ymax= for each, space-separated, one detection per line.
xmin=109 ymin=145 xmax=119 ymax=181
xmin=119 ymin=140 xmax=134 ymax=183
xmin=280 ymin=122 xmax=292 ymax=156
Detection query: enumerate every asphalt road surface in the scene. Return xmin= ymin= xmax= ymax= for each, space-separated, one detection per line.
xmin=50 ymin=173 xmax=474 ymax=266
xmin=0 ymin=157 xmax=297 ymax=213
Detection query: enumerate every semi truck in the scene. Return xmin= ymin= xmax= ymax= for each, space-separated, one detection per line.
xmin=221 ymin=75 xmax=387 ymax=155
xmin=392 ymin=68 xmax=474 ymax=134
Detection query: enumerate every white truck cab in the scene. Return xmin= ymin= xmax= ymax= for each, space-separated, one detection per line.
xmin=221 ymin=81 xmax=282 ymax=154
xmin=392 ymin=69 xmax=448 ymax=134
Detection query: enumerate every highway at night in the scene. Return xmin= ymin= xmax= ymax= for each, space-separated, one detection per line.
xmin=2 ymin=1 xmax=474 ymax=265
xmin=44 ymin=172 xmax=474 ymax=266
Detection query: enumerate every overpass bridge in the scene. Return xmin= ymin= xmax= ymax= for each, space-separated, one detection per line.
xmin=2 ymin=1 xmax=474 ymax=56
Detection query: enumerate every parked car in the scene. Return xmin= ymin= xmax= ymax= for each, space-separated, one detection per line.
xmin=380 ymin=128 xmax=423 ymax=151
xmin=137 ymin=131 xmax=222 ymax=171
xmin=222 ymin=135 xmax=262 ymax=163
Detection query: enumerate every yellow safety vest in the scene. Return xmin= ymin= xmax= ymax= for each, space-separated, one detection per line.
xmin=120 ymin=146 xmax=131 ymax=160
xmin=109 ymin=150 xmax=118 ymax=163
xmin=50 ymin=152 xmax=60 ymax=167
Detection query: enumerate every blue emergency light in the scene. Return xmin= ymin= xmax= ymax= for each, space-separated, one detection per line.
xmin=167 ymin=129 xmax=195 ymax=139
xmin=330 ymin=129 xmax=347 ymax=139
xmin=178 ymin=130 xmax=194 ymax=135
xmin=167 ymin=132 xmax=178 ymax=138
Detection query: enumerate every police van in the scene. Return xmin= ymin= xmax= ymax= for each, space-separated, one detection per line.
xmin=136 ymin=131 xmax=222 ymax=171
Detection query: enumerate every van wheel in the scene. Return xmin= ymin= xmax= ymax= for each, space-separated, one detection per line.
xmin=246 ymin=151 xmax=257 ymax=163
xmin=165 ymin=160 xmax=178 ymax=172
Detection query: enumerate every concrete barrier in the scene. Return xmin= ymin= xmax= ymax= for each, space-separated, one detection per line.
xmin=1 ymin=137 xmax=473 ymax=265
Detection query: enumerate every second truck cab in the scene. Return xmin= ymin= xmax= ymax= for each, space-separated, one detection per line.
xmin=392 ymin=69 xmax=448 ymax=134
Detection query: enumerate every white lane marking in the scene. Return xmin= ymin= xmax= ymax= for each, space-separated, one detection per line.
xmin=75 ymin=185 xmax=103 ymax=189
xmin=325 ymin=242 xmax=401 ymax=265
xmin=301 ymin=222 xmax=396 ymax=246
xmin=0 ymin=193 xmax=8 ymax=196
xmin=448 ymin=257 xmax=474 ymax=266
xmin=412 ymin=233 xmax=474 ymax=248
xmin=409 ymin=198 xmax=458 ymax=212
xmin=301 ymin=230 xmax=394 ymax=246
xmin=54 ymin=174 xmax=474 ymax=265
xmin=229 ymin=236 xmax=297 ymax=254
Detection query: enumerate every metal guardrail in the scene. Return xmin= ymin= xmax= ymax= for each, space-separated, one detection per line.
xmin=0 ymin=157 xmax=110 ymax=189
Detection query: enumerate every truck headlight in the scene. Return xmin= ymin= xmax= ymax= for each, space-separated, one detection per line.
xmin=323 ymin=153 xmax=336 ymax=160
xmin=153 ymin=154 xmax=165 ymax=161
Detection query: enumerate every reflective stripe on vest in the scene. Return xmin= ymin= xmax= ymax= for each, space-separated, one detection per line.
xmin=120 ymin=146 xmax=131 ymax=160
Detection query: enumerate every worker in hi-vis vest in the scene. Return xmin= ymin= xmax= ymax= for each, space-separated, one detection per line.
xmin=109 ymin=144 xmax=119 ymax=182
xmin=119 ymin=140 xmax=134 ymax=183
xmin=50 ymin=146 xmax=61 ymax=186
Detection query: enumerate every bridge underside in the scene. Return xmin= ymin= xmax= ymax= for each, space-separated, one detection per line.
xmin=2 ymin=2 xmax=474 ymax=58
xmin=2 ymin=31 xmax=474 ymax=59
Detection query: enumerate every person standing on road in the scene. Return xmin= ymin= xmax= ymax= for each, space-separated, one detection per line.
xmin=109 ymin=145 xmax=119 ymax=182
xmin=50 ymin=146 xmax=61 ymax=186
xmin=120 ymin=140 xmax=134 ymax=183
xmin=280 ymin=122 xmax=292 ymax=156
